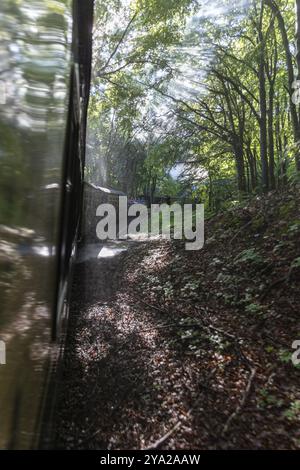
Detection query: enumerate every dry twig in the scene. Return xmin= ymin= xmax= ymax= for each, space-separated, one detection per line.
xmin=222 ymin=367 xmax=256 ymax=436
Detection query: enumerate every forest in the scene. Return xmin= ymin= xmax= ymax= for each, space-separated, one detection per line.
xmin=54 ymin=0 xmax=300 ymax=450
xmin=87 ymin=0 xmax=300 ymax=212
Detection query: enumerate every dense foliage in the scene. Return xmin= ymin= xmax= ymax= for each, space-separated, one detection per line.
xmin=87 ymin=0 xmax=300 ymax=211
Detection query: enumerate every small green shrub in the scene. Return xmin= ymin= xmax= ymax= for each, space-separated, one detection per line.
xmin=245 ymin=302 xmax=263 ymax=314
xmin=283 ymin=401 xmax=300 ymax=421
xmin=234 ymin=248 xmax=264 ymax=266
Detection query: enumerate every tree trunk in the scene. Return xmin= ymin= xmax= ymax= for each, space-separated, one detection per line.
xmin=268 ymin=82 xmax=276 ymax=189
xmin=265 ymin=0 xmax=300 ymax=171
xmin=246 ymin=144 xmax=257 ymax=191
xmin=258 ymin=1 xmax=269 ymax=191
xmin=296 ymin=0 xmax=300 ymax=82
xmin=233 ymin=141 xmax=247 ymax=193
xmin=208 ymin=172 xmax=213 ymax=211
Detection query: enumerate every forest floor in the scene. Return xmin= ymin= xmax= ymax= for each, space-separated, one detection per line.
xmin=54 ymin=186 xmax=300 ymax=450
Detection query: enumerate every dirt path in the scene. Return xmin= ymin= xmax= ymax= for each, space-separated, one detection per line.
xmin=54 ymin=229 xmax=300 ymax=450
xmin=54 ymin=239 xmax=213 ymax=450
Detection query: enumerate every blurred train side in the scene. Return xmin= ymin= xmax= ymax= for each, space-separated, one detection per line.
xmin=0 ymin=0 xmax=93 ymax=449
